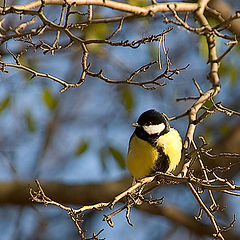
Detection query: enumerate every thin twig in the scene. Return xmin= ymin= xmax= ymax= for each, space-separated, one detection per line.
xmin=187 ymin=182 xmax=224 ymax=240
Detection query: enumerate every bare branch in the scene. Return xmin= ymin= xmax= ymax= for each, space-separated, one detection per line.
xmin=0 ymin=1 xmax=199 ymax=15
xmin=187 ymin=182 xmax=224 ymax=240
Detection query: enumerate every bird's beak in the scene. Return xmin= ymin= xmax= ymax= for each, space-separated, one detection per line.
xmin=132 ymin=122 xmax=139 ymax=127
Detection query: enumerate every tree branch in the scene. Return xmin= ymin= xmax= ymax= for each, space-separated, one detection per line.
xmin=1 ymin=1 xmax=199 ymax=15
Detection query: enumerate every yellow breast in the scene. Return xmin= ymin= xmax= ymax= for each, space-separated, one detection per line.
xmin=127 ymin=134 xmax=158 ymax=179
xmin=127 ymin=128 xmax=182 ymax=178
xmin=157 ymin=128 xmax=182 ymax=173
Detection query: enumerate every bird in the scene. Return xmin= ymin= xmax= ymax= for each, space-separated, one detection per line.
xmin=127 ymin=109 xmax=182 ymax=179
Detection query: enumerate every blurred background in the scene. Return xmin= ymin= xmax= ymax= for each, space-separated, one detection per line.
xmin=0 ymin=0 xmax=240 ymax=239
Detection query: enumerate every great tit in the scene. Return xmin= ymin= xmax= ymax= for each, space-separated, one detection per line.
xmin=127 ymin=109 xmax=182 ymax=179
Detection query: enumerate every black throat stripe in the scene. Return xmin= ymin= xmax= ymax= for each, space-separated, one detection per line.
xmin=134 ymin=128 xmax=170 ymax=174
xmin=151 ymin=145 xmax=170 ymax=174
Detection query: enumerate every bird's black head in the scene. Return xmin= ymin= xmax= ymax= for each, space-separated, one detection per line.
xmin=133 ymin=109 xmax=170 ymax=142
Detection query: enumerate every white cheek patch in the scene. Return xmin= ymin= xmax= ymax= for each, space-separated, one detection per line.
xmin=143 ymin=123 xmax=165 ymax=135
